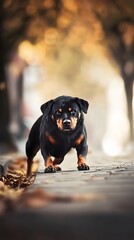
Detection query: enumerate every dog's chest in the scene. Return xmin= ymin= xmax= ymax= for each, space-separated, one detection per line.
xmin=44 ymin=132 xmax=75 ymax=157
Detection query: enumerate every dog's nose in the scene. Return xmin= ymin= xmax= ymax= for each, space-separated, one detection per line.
xmin=63 ymin=119 xmax=71 ymax=126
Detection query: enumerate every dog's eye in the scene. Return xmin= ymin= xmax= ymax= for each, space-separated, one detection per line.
xmin=56 ymin=110 xmax=62 ymax=116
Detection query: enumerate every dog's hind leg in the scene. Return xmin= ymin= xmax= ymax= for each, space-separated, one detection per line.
xmin=26 ymin=116 xmax=42 ymax=176
xmin=26 ymin=141 xmax=40 ymax=176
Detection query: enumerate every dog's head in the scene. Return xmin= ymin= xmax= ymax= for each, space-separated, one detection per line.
xmin=41 ymin=96 xmax=89 ymax=132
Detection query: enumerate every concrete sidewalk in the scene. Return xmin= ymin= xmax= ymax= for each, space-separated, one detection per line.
xmin=0 ymin=151 xmax=134 ymax=239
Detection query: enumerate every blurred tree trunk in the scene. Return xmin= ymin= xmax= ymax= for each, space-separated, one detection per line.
xmin=0 ymin=0 xmax=17 ymax=153
xmin=0 ymin=61 xmax=9 ymax=140
xmin=121 ymin=62 xmax=134 ymax=140
xmin=118 ymin=44 xmax=134 ymax=141
xmin=0 ymin=61 xmax=17 ymax=153
xmin=124 ymin=80 xmax=133 ymax=140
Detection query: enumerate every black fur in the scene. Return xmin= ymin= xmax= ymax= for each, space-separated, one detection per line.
xmin=26 ymin=96 xmax=89 ymax=176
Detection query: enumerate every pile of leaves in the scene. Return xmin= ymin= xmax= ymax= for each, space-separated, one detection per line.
xmin=0 ymin=157 xmax=40 ymax=213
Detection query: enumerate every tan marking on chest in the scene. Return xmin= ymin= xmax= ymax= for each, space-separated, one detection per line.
xmin=75 ymin=134 xmax=84 ymax=145
xmin=47 ymin=135 xmax=56 ymax=144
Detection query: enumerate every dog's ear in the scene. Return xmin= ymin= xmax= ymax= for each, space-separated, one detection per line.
xmin=40 ymin=100 xmax=54 ymax=116
xmin=75 ymin=98 xmax=89 ymax=114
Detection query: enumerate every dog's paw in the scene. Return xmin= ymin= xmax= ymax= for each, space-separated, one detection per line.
xmin=44 ymin=166 xmax=56 ymax=173
xmin=77 ymin=163 xmax=90 ymax=171
xmin=54 ymin=166 xmax=61 ymax=171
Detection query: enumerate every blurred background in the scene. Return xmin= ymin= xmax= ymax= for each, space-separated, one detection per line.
xmin=0 ymin=0 xmax=134 ymax=156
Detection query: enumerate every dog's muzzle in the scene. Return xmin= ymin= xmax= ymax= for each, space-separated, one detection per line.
xmin=63 ymin=118 xmax=71 ymax=131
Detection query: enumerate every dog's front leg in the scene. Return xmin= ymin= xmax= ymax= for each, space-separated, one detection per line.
xmin=76 ymin=141 xmax=90 ymax=171
xmin=40 ymin=142 xmax=56 ymax=173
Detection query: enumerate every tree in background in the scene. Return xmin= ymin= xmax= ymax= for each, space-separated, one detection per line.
xmin=93 ymin=0 xmax=134 ymax=140
xmin=0 ymin=0 xmax=29 ymax=152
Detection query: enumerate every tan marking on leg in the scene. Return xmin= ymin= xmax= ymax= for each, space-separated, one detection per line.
xmin=75 ymin=134 xmax=84 ymax=145
xmin=45 ymin=156 xmax=54 ymax=167
xmin=77 ymin=155 xmax=86 ymax=166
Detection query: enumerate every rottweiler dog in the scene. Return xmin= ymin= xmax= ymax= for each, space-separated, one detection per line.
xmin=26 ymin=96 xmax=89 ymax=176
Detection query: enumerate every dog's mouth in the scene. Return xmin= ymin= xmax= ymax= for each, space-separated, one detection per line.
xmin=63 ymin=127 xmax=72 ymax=132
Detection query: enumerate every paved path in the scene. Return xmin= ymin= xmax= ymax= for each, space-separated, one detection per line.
xmin=0 ymin=151 xmax=134 ymax=239
xmin=33 ymin=151 xmax=134 ymax=213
